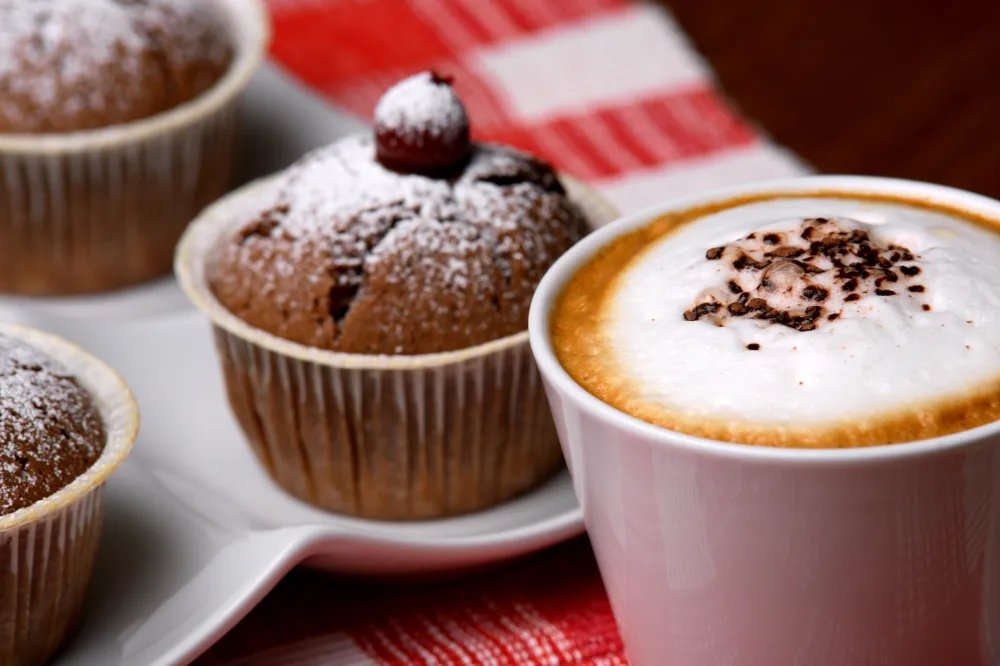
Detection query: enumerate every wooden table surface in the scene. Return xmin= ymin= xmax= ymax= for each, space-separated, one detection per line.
xmin=197 ymin=1 xmax=1000 ymax=661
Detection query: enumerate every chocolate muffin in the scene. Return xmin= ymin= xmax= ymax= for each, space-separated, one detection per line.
xmin=211 ymin=72 xmax=590 ymax=355
xmin=181 ymin=71 xmax=615 ymax=519
xmin=0 ymin=0 xmax=265 ymax=296
xmin=0 ymin=324 xmax=137 ymax=666
xmin=0 ymin=0 xmax=233 ymax=134
xmin=0 ymin=334 xmax=105 ymax=516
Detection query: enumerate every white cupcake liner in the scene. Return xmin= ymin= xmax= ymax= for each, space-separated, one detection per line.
xmin=0 ymin=324 xmax=139 ymax=666
xmin=176 ymin=173 xmax=619 ymax=520
xmin=0 ymin=0 xmax=271 ymax=295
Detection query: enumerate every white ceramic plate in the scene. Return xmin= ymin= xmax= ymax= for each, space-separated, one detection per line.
xmin=0 ymin=63 xmax=584 ymax=666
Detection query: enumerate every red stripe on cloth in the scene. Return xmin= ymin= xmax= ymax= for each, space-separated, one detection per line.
xmin=639 ymin=87 xmax=757 ymax=161
xmin=486 ymin=0 xmax=536 ymax=33
xmin=267 ymin=0 xmax=629 ymax=83
xmin=347 ymin=541 xmax=623 ymax=665
xmin=598 ymin=108 xmax=667 ymax=168
xmin=473 ymin=86 xmax=756 ymax=180
xmin=409 ymin=0 xmax=496 ymax=50
xmin=267 ymin=0 xmax=456 ymax=86
xmin=543 ymin=0 xmax=630 ymax=25
xmin=548 ymin=118 xmax=622 ymax=180
xmin=406 ymin=0 xmax=629 ymax=48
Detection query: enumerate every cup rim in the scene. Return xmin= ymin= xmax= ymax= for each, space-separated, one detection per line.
xmin=529 ymin=174 xmax=1000 ymax=465
xmin=174 ymin=167 xmax=621 ymax=370
xmin=0 ymin=0 xmax=271 ymax=154
xmin=0 ymin=324 xmax=139 ymax=533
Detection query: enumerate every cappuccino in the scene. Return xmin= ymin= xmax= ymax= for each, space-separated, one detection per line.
xmin=553 ymin=192 xmax=1000 ymax=448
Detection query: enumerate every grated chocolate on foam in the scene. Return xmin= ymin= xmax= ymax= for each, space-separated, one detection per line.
xmin=684 ymin=217 xmax=928 ymax=330
xmin=0 ymin=0 xmax=232 ymax=133
xmin=570 ymin=194 xmax=1000 ymax=438
xmin=210 ymin=134 xmax=589 ymax=355
xmin=0 ymin=334 xmax=105 ymax=516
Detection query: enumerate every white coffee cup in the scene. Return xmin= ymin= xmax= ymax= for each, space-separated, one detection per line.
xmin=529 ymin=175 xmax=1000 ymax=666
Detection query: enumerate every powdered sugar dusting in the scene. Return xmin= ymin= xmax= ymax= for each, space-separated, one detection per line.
xmin=0 ymin=1 xmax=144 ymax=110
xmin=211 ymin=134 xmax=590 ymax=354
xmin=0 ymin=0 xmax=232 ymax=132
xmin=277 ymin=136 xmax=456 ymax=237
xmin=373 ymin=71 xmax=467 ymax=142
xmin=0 ymin=334 xmax=105 ymax=516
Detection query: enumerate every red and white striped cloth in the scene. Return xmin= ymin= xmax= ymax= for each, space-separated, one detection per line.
xmin=201 ymin=1 xmax=806 ymax=663
xmin=263 ymin=0 xmax=805 ymax=213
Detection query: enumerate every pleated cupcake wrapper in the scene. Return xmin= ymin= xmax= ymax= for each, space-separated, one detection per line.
xmin=216 ymin=327 xmax=565 ymax=519
xmin=0 ymin=324 xmax=138 ymax=666
xmin=0 ymin=488 xmax=104 ymax=666
xmin=0 ymin=0 xmax=270 ymax=296
xmin=0 ymin=111 xmax=239 ymax=294
xmin=176 ymin=172 xmax=619 ymax=520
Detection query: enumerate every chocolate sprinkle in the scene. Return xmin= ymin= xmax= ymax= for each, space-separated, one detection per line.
xmin=683 ymin=301 xmax=721 ymax=322
xmin=682 ymin=217 xmax=927 ymax=332
xmin=802 ymin=286 xmax=829 ymax=301
xmin=733 ymin=254 xmax=766 ymax=271
xmin=747 ymin=343 xmax=760 ymax=351
xmin=770 ymin=246 xmax=804 ymax=258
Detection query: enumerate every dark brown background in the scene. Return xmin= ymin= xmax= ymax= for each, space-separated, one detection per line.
xmin=667 ymin=0 xmax=1000 ymax=197
xmin=198 ymin=1 xmax=1000 ymax=661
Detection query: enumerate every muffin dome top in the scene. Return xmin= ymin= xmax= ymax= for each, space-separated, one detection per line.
xmin=211 ymin=72 xmax=589 ymax=355
xmin=0 ymin=334 xmax=105 ymax=516
xmin=210 ymin=133 xmax=590 ymax=355
xmin=0 ymin=0 xmax=233 ymax=134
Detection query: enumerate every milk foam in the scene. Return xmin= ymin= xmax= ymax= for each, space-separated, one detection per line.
xmin=607 ymin=197 xmax=1000 ymax=425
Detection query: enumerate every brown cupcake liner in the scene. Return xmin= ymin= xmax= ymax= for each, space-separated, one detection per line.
xmin=0 ymin=324 xmax=138 ymax=666
xmin=0 ymin=489 xmax=104 ymax=666
xmin=0 ymin=0 xmax=270 ymax=296
xmin=176 ymin=174 xmax=620 ymax=520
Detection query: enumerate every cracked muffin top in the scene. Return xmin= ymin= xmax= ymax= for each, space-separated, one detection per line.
xmin=0 ymin=0 xmax=233 ymax=134
xmin=209 ymin=72 xmax=590 ymax=355
xmin=0 ymin=334 xmax=105 ymax=516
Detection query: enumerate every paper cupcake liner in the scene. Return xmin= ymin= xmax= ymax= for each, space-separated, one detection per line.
xmin=215 ymin=326 xmax=569 ymax=519
xmin=0 ymin=0 xmax=270 ymax=296
xmin=0 ymin=489 xmax=104 ymax=666
xmin=176 ymin=173 xmax=620 ymax=520
xmin=0 ymin=324 xmax=138 ymax=666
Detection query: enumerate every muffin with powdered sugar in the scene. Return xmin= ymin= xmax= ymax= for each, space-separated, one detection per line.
xmin=0 ymin=0 xmax=268 ymax=295
xmin=0 ymin=335 xmax=105 ymax=516
xmin=0 ymin=0 xmax=232 ymax=133
xmin=179 ymin=71 xmax=616 ymax=519
xmin=211 ymin=72 xmax=589 ymax=354
xmin=0 ymin=325 xmax=138 ymax=666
